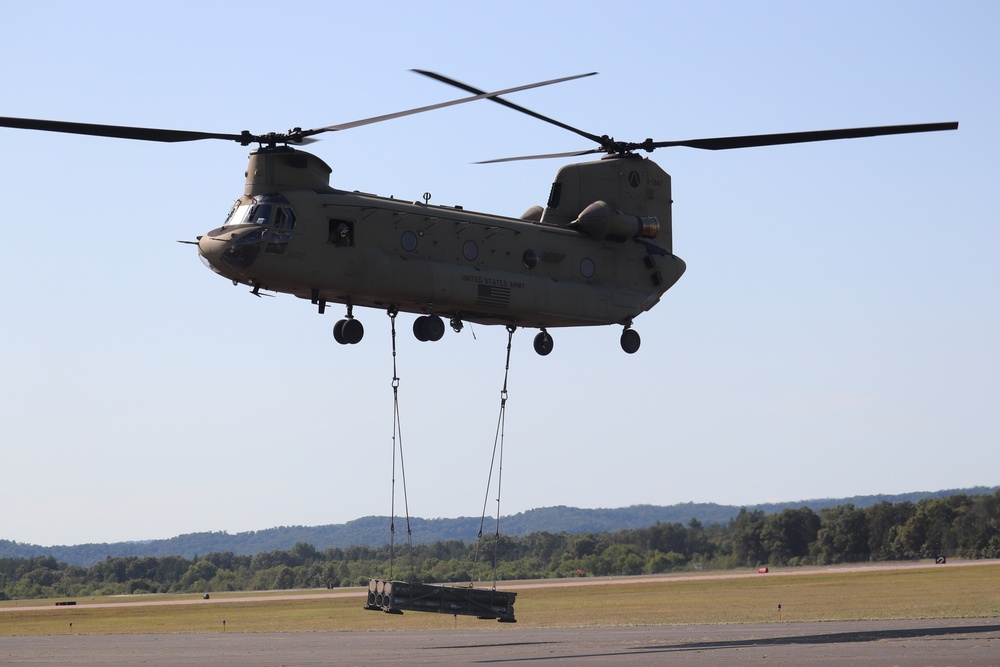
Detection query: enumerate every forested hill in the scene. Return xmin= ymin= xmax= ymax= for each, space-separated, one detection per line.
xmin=4 ymin=487 xmax=994 ymax=567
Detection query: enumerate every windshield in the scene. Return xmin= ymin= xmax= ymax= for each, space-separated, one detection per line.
xmin=221 ymin=202 xmax=253 ymax=228
xmin=242 ymin=203 xmax=273 ymax=226
xmin=218 ymin=194 xmax=296 ymax=242
xmin=223 ymin=194 xmax=296 ymax=228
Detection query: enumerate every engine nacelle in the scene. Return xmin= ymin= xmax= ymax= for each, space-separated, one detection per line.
xmin=570 ymin=200 xmax=660 ymax=241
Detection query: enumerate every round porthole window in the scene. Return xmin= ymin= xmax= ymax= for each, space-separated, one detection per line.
xmin=401 ymin=230 xmax=418 ymax=252
xmin=522 ymin=249 xmax=539 ymax=269
xmin=463 ymin=240 xmax=479 ymax=261
xmin=580 ymin=257 xmax=596 ymax=278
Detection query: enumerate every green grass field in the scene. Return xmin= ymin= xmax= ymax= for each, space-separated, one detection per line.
xmin=2 ymin=562 xmax=998 ymax=636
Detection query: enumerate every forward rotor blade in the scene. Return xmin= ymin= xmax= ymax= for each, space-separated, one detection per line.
xmin=306 ymin=71 xmax=598 ymax=136
xmin=413 ymin=70 xmax=606 ymax=146
xmin=651 ymin=122 xmax=959 ymax=151
xmin=0 ymin=72 xmax=597 ymax=147
xmin=0 ymin=116 xmax=245 ymax=143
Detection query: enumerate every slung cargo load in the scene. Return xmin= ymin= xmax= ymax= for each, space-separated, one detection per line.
xmin=364 ymin=578 xmax=516 ymax=623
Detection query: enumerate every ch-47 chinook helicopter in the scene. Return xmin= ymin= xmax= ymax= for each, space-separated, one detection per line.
xmin=1 ymin=72 xmax=957 ymax=355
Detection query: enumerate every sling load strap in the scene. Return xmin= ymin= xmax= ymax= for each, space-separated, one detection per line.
xmin=473 ymin=325 xmax=515 ymax=589
xmin=387 ymin=307 xmax=414 ymax=582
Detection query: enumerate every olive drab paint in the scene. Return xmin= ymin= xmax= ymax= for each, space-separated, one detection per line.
xmin=199 ymin=146 xmax=686 ymax=350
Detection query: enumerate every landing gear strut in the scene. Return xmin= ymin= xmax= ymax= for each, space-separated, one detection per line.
xmin=533 ymin=329 xmax=554 ymax=356
xmin=333 ymin=303 xmax=364 ymax=345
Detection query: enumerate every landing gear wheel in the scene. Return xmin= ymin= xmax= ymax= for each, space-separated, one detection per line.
xmin=413 ymin=316 xmax=428 ymax=341
xmin=620 ymin=328 xmax=640 ymax=354
xmin=334 ymin=318 xmax=364 ymax=344
xmin=425 ymin=315 xmax=445 ymax=341
xmin=413 ymin=315 xmax=445 ymax=342
xmin=533 ymin=330 xmax=554 ymax=356
xmin=342 ymin=318 xmax=364 ymax=344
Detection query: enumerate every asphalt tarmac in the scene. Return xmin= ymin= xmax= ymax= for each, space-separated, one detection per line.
xmin=3 ymin=618 xmax=998 ymax=665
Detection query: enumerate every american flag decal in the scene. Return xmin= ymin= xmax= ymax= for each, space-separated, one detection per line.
xmin=477 ymin=283 xmax=511 ymax=308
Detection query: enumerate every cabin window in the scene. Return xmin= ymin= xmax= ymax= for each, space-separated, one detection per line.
xmin=463 ymin=240 xmax=479 ymax=261
xmin=522 ymin=249 xmax=538 ymax=269
xmin=329 ymin=219 xmax=355 ymax=247
xmin=401 ymin=231 xmax=418 ymax=252
xmin=580 ymin=257 xmax=596 ymax=278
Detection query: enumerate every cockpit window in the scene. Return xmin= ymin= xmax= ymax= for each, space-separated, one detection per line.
xmin=221 ymin=193 xmax=294 ymax=233
xmin=266 ymin=231 xmax=291 ymax=254
xmin=243 ymin=203 xmax=274 ymax=226
xmin=223 ymin=201 xmax=241 ymax=226
xmin=273 ymin=207 xmax=296 ymax=230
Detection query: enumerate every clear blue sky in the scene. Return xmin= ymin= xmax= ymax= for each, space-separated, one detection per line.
xmin=1 ymin=1 xmax=996 ymax=546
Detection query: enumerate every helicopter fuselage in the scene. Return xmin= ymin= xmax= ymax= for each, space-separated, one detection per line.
xmin=197 ymin=147 xmax=686 ymax=341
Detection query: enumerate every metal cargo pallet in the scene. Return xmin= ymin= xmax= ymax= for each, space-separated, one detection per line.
xmin=364 ymin=578 xmax=516 ymax=622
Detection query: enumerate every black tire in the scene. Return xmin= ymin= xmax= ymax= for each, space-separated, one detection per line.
xmin=412 ymin=316 xmax=429 ymax=341
xmin=533 ymin=331 xmax=554 ymax=356
xmin=426 ymin=315 xmax=445 ymax=341
xmin=620 ymin=328 xmax=641 ymax=354
xmin=342 ymin=318 xmax=364 ymax=344
xmin=333 ymin=319 xmax=347 ymax=344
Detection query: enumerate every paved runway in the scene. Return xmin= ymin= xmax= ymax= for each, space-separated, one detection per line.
xmin=2 ymin=618 xmax=998 ymax=665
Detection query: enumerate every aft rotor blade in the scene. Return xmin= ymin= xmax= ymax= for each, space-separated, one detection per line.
xmin=307 ymin=71 xmax=598 ymax=136
xmin=413 ymin=69 xmax=606 ymax=146
xmin=477 ymin=148 xmax=604 ymax=164
xmin=651 ymin=122 xmax=959 ymax=151
xmin=0 ymin=116 xmax=245 ymax=143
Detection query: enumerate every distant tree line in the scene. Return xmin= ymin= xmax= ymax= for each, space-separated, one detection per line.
xmin=6 ymin=487 xmax=996 ymax=567
xmin=3 ymin=491 xmax=998 ymax=600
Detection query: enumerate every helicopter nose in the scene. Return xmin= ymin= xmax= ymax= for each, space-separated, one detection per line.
xmin=197 ymin=234 xmax=229 ymax=272
xmin=199 ymin=226 xmax=267 ymax=273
